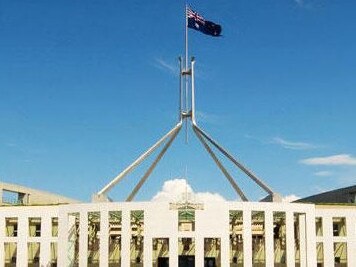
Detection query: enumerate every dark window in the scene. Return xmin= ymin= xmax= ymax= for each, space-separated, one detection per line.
xmin=35 ymin=224 xmax=41 ymax=237
xmin=333 ymin=223 xmax=339 ymax=236
xmin=158 ymin=257 xmax=169 ymax=267
xmin=13 ymin=224 xmax=18 ymax=237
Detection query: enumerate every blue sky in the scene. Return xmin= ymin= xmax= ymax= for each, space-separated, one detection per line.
xmin=1 ymin=0 xmax=356 ymax=202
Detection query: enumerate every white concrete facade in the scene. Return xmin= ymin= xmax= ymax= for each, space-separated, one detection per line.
xmin=315 ymin=206 xmax=356 ymax=267
xmin=0 ymin=201 xmax=355 ymax=266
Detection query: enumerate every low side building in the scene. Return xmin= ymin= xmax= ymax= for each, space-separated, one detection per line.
xmin=297 ymin=185 xmax=356 ymax=204
xmin=0 ymin=182 xmax=79 ymax=206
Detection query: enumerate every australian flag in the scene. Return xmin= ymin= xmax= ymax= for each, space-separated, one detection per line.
xmin=187 ymin=7 xmax=222 ymax=37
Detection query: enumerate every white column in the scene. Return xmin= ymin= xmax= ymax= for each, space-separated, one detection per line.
xmin=100 ymin=210 xmax=109 ymax=267
xmin=0 ymin=242 xmax=3 ymax=267
xmin=323 ymin=216 xmax=333 ymax=267
xmin=195 ymin=236 xmax=203 ymax=267
xmin=79 ymin=211 xmax=88 ymax=267
xmin=144 ymin=235 xmax=152 ymax=266
xmin=57 ymin=210 xmax=68 ymax=267
xmin=121 ymin=209 xmax=130 ymax=267
xmin=220 ymin=234 xmax=230 ymax=266
xmin=0 ymin=215 xmax=4 ymax=267
xmin=17 ymin=216 xmax=28 ymax=266
xmin=40 ymin=216 xmax=51 ymax=266
xmin=346 ymin=216 xmax=355 ymax=267
xmin=298 ymin=214 xmax=307 ymax=267
xmin=286 ymin=211 xmax=295 ymax=266
xmin=305 ymin=212 xmax=316 ymax=267
xmin=169 ymin=237 xmax=178 ymax=267
xmin=243 ymin=209 xmax=252 ymax=267
xmin=264 ymin=211 xmax=273 ymax=266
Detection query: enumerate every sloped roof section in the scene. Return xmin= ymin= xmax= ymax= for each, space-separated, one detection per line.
xmin=0 ymin=181 xmax=80 ymax=206
xmin=296 ymin=185 xmax=356 ymax=204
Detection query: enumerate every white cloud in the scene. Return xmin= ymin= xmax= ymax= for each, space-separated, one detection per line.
xmin=282 ymin=194 xmax=300 ymax=202
xmin=300 ymin=154 xmax=356 ymax=166
xmin=271 ymin=137 xmax=316 ymax=150
xmin=151 ymin=179 xmax=193 ymax=202
xmin=154 ymin=58 xmax=177 ymax=75
xmin=314 ymin=171 xmax=332 ymax=177
xmin=151 ymin=178 xmax=226 ymax=203
xmin=194 ymin=192 xmax=226 ymax=202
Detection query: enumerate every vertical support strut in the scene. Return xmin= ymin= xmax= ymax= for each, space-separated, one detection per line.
xmin=179 ymin=57 xmax=183 ymax=121
xmin=191 ymin=57 xmax=196 ymax=124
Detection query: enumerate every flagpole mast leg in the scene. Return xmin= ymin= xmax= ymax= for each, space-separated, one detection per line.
xmin=94 ymin=122 xmax=182 ymax=201
xmin=191 ymin=57 xmax=196 ymax=124
xmin=179 ymin=57 xmax=183 ymax=121
xmin=126 ymin=126 xmax=181 ymax=201
xmin=193 ymin=124 xmax=276 ymax=196
xmin=193 ymin=126 xmax=248 ymax=201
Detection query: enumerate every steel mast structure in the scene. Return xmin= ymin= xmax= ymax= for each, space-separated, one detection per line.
xmin=92 ymin=7 xmax=281 ymax=203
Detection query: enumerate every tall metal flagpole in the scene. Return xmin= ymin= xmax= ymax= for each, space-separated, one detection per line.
xmin=185 ymin=4 xmax=188 ymax=72
xmin=185 ymin=4 xmax=189 ymax=143
xmin=179 ymin=57 xmax=183 ymax=121
xmin=93 ymin=4 xmax=280 ymax=203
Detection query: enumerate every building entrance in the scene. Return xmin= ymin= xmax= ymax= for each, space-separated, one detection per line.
xmin=157 ymin=257 xmax=169 ymax=267
xmin=178 ymin=255 xmax=195 ymax=267
xmin=204 ymin=257 xmax=216 ymax=267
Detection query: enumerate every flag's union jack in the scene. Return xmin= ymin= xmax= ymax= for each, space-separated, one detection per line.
xmin=187 ymin=8 xmax=205 ymax=25
xmin=186 ymin=7 xmax=222 ymax=37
